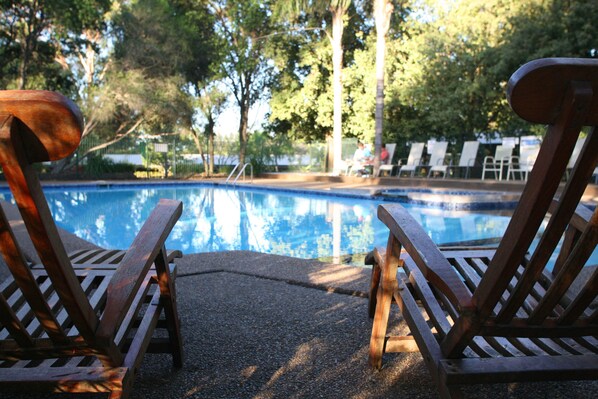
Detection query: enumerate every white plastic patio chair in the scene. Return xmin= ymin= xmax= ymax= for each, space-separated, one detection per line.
xmin=376 ymin=143 xmax=397 ymax=176
xmin=481 ymin=145 xmax=514 ymax=180
xmin=507 ymin=135 xmax=541 ymax=180
xmin=397 ymin=142 xmax=425 ymax=177
xmin=430 ymin=140 xmax=479 ymax=178
xmin=566 ymin=137 xmax=586 ymax=179
xmin=426 ymin=141 xmax=449 ymax=178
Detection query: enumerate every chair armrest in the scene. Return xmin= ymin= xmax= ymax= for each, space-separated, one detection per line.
xmin=483 ymin=156 xmax=495 ymax=164
xmin=549 ymin=199 xmax=592 ymax=232
xmin=378 ymin=204 xmax=474 ymax=312
xmin=97 ymin=198 xmax=183 ymax=342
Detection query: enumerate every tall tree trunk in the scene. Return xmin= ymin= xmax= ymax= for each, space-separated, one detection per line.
xmin=330 ymin=5 xmax=345 ymax=174
xmin=238 ymin=102 xmax=249 ymax=166
xmin=209 ymin=133 xmax=215 ymax=175
xmin=17 ymin=46 xmax=28 ymax=90
xmin=238 ymin=76 xmax=251 ymax=166
xmin=17 ymin=25 xmax=34 ymax=90
xmin=190 ymin=127 xmax=208 ymax=177
xmin=373 ymin=0 xmax=393 ymax=177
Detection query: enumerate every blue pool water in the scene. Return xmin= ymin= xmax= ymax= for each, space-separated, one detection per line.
xmin=0 ymin=184 xmax=513 ymax=263
xmin=2 ymin=183 xmax=594 ymax=267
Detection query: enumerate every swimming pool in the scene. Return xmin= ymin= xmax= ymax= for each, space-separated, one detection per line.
xmin=0 ymin=183 xmax=515 ymax=265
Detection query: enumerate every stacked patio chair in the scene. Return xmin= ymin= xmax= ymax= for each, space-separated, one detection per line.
xmin=376 ymin=143 xmax=397 ymax=176
xmin=429 ymin=141 xmax=479 ymax=179
xmin=397 ymin=142 xmax=425 ymax=177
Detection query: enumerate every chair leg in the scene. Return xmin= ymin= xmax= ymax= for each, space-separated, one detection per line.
xmin=154 ymin=249 xmax=184 ymax=368
xmin=368 ymin=262 xmax=381 ymax=319
xmin=369 ymin=256 xmax=399 ymax=369
xmin=107 ymin=370 xmax=133 ymax=399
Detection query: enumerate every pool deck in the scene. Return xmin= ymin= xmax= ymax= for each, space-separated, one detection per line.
xmin=1 ymin=175 xmax=598 ymax=398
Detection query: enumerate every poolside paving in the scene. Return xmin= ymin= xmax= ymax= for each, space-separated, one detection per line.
xmin=3 ymin=248 xmax=596 ymax=398
xmin=1 ymin=177 xmax=598 ymax=398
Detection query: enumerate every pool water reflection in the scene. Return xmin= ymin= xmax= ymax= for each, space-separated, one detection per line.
xmin=4 ymin=184 xmax=515 ymax=265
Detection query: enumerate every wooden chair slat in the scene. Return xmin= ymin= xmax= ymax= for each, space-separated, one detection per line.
xmin=531 ymin=337 xmax=574 ymax=356
xmin=0 ymin=294 xmax=34 ymax=347
xmin=0 ymin=197 xmax=69 ymax=344
xmin=559 ymin=267 xmax=598 ymax=324
xmin=113 ymin=274 xmax=154 ymax=347
xmin=407 ymin=263 xmax=454 ymax=338
xmin=529 ymin=208 xmax=598 ymax=323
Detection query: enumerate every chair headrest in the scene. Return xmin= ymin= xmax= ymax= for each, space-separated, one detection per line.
xmin=0 ymin=90 xmax=83 ymax=163
xmin=507 ymin=58 xmax=598 ymax=125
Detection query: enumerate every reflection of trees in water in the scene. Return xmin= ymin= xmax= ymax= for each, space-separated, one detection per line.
xmin=40 ymin=186 xmax=513 ymax=259
xmin=238 ymin=191 xmax=250 ymax=250
xmin=264 ymin=199 xmax=377 ymax=259
xmin=344 ymin=219 xmax=374 ymax=256
xmin=44 ymin=188 xmax=176 ymax=249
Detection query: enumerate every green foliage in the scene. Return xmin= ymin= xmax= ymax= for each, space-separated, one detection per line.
xmin=246 ymin=131 xmax=295 ymax=174
xmin=4 ymin=0 xmax=598 ymax=169
xmin=0 ymin=0 xmax=110 ymax=91
xmin=174 ymin=160 xmax=205 ymax=176
xmin=113 ymin=0 xmax=214 ymax=83
xmin=84 ymin=155 xmax=136 ymax=177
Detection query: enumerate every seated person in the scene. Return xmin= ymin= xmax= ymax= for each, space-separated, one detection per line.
xmin=352 ymin=142 xmax=372 ymax=175
xmin=380 ymin=143 xmax=389 ymax=164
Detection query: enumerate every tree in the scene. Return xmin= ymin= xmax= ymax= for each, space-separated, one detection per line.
xmin=209 ymin=0 xmax=275 ymax=166
xmin=275 ymin=0 xmax=352 ymax=173
xmin=372 ymin=0 xmax=394 ymax=176
xmin=92 ymin=0 xmax=214 ymax=152
xmin=0 ymin=0 xmax=110 ymax=90
xmin=193 ymin=84 xmax=227 ymax=176
xmin=380 ymin=0 xmax=520 ymax=150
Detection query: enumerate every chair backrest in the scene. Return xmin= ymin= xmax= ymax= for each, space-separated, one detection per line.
xmin=427 ymin=141 xmax=448 ymax=166
xmin=519 ymin=135 xmax=542 ymax=165
xmin=406 ymin=142 xmax=425 ymax=166
xmin=0 ymin=91 xmax=112 ymax=362
xmin=502 ymin=136 xmax=518 ymax=147
xmin=385 ymin=143 xmax=396 ymax=164
xmin=456 ymin=59 xmax=598 ymax=353
xmin=494 ymin=145 xmax=514 ymax=161
xmin=457 ymin=141 xmax=479 ymax=167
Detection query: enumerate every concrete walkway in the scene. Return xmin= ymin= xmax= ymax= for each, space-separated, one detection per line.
xmin=3 ymin=248 xmax=597 ymax=398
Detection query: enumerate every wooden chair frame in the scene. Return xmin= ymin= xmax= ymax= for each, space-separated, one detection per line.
xmin=0 ymin=91 xmax=183 ymax=398
xmin=368 ymin=58 xmax=598 ymax=398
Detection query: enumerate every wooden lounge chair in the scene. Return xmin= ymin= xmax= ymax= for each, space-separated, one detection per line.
xmin=367 ymin=58 xmax=598 ymax=398
xmin=0 ymin=90 xmax=184 ymax=398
